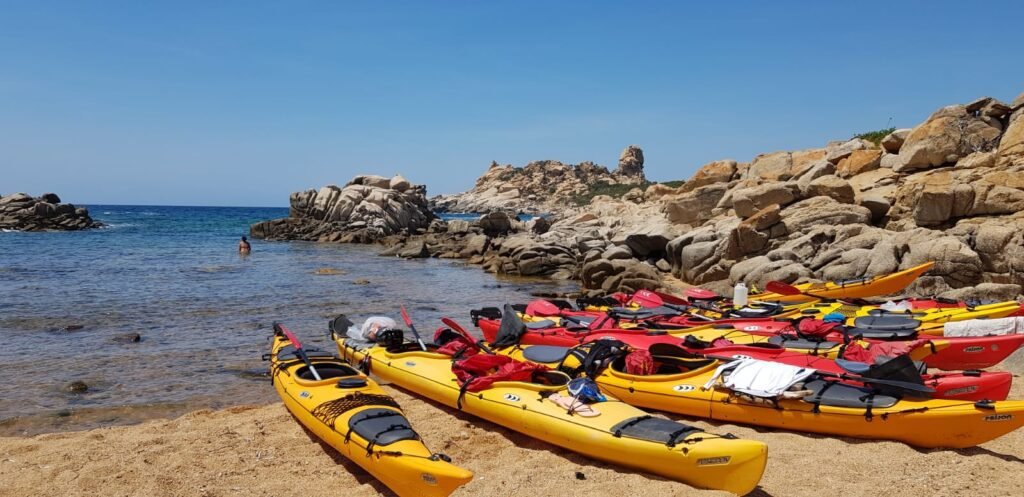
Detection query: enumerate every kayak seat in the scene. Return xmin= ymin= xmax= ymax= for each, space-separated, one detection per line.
xmin=296 ymin=363 xmax=362 ymax=381
xmin=611 ymin=416 xmax=702 ymax=446
xmin=801 ymin=379 xmax=899 ymax=409
xmin=852 ymin=316 xmax=921 ymax=331
xmin=525 ymin=319 xmax=557 ymax=330
xmin=277 ymin=345 xmax=336 ymax=362
xmin=522 ymin=345 xmax=572 ymax=364
xmin=347 ymin=408 xmax=418 ymax=446
xmin=768 ymin=335 xmax=839 ymax=350
xmin=846 ymin=327 xmax=919 ymax=340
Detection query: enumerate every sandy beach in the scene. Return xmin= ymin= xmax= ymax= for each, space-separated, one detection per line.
xmin=3 ymin=363 xmax=1021 ymax=497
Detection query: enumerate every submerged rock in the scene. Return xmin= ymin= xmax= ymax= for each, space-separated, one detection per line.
xmin=65 ymin=381 xmax=89 ymax=394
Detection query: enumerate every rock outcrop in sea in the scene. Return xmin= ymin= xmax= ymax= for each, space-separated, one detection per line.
xmin=0 ymin=192 xmax=101 ymax=231
xmin=250 ymin=174 xmax=434 ymax=243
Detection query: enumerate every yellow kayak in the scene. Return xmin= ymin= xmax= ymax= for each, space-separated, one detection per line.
xmin=269 ymin=329 xmax=473 ymax=497
xmin=335 ymin=336 xmax=768 ymax=495
xmin=752 ymin=262 xmax=935 ymax=303
xmin=502 ymin=342 xmax=1024 ymax=449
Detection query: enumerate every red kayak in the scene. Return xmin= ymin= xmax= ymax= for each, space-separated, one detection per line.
xmin=699 ymin=319 xmax=1024 ymax=372
xmin=477 ymin=310 xmax=1024 ymax=372
xmin=518 ymin=330 xmax=1012 ymax=402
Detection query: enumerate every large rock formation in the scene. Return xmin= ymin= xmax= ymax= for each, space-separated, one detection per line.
xmin=0 ymin=192 xmax=100 ymax=231
xmin=430 ymin=145 xmax=647 ymax=215
xmin=467 ymin=91 xmax=1024 ymax=298
xmin=249 ymin=91 xmax=1024 ymax=300
xmin=250 ymin=174 xmax=434 ymax=243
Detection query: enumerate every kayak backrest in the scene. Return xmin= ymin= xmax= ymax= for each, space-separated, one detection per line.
xmin=522 ymin=345 xmax=572 ymax=364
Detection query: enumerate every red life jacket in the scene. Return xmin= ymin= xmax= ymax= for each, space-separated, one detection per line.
xmin=625 ymin=349 xmax=655 ymax=375
xmin=798 ymin=318 xmax=841 ymax=338
xmin=843 ymin=339 xmax=927 ymax=363
xmin=433 ymin=327 xmax=480 ymax=358
xmin=452 ymin=354 xmax=549 ymax=393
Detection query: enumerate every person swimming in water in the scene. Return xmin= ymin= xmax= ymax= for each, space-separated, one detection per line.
xmin=239 ymin=236 xmax=251 ymax=254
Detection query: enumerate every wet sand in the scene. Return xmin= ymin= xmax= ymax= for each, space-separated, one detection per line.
xmin=2 ymin=374 xmax=1022 ymax=497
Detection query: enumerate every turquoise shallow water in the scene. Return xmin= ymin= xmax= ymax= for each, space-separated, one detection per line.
xmin=0 ymin=205 xmax=574 ymax=435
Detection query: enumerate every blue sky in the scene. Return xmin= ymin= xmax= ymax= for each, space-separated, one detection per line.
xmin=2 ymin=1 xmax=1022 ymax=207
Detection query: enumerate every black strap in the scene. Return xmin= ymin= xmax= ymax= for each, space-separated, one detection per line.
xmin=811 ymin=381 xmax=838 ymax=414
xmin=859 ymin=393 xmax=876 ymax=421
xmin=366 ymin=424 xmax=415 ymax=456
xmin=666 ymin=427 xmax=696 ymax=447
xmin=456 ymin=374 xmax=477 ymax=410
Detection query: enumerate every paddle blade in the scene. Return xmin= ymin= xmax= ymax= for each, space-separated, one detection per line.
xmin=399 ymin=305 xmax=413 ymax=327
xmin=276 ymin=323 xmax=303 ymax=349
xmin=765 ymin=280 xmax=802 ymax=296
xmin=630 ymin=289 xmax=664 ymax=308
xmin=441 ymin=317 xmax=471 ymax=338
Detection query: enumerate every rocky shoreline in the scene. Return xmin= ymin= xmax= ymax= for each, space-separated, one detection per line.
xmin=251 ymin=91 xmax=1024 ymax=301
xmin=0 ymin=193 xmax=101 ymax=231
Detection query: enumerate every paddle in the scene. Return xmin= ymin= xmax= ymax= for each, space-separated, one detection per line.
xmin=525 ymin=299 xmax=594 ymax=328
xmin=399 ymin=305 xmax=428 ymax=351
xmin=274 ymin=322 xmax=322 ymax=381
xmin=441 ymin=317 xmax=495 ymax=354
xmin=699 ymin=352 xmax=935 ymax=394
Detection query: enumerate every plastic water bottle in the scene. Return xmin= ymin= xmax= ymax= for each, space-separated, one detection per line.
xmin=733 ymin=282 xmax=749 ymax=308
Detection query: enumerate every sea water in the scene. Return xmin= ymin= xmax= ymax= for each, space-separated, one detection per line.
xmin=0 ymin=205 xmax=575 ymax=435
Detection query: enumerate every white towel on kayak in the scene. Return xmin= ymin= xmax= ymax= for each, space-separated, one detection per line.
xmin=944 ymin=317 xmax=1024 ymax=337
xmin=703 ymin=359 xmax=816 ymax=398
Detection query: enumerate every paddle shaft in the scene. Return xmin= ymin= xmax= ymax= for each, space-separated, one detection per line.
xmin=400 ymin=305 xmax=428 ymax=351
xmin=276 ymin=323 xmax=322 ymax=381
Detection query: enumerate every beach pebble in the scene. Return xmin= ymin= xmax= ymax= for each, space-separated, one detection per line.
xmin=61 ymin=324 xmax=84 ymax=332
xmin=352 ymin=278 xmax=370 ymax=285
xmin=65 ymin=381 xmax=89 ymax=394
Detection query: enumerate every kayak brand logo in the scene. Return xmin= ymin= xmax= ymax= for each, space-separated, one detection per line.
xmin=943 ymin=386 xmax=977 ymax=395
xmin=421 ymin=473 xmax=438 ymax=485
xmin=984 ymin=414 xmax=1013 ymax=422
xmin=299 ymin=391 xmax=310 ymax=398
xmin=405 ymin=361 xmax=417 ymax=367
xmin=673 ymin=385 xmax=696 ymax=393
xmin=697 ymin=456 xmax=731 ymax=466
xmin=963 ymin=346 xmax=985 ymax=353
xmin=503 ymin=393 xmax=521 ymax=402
